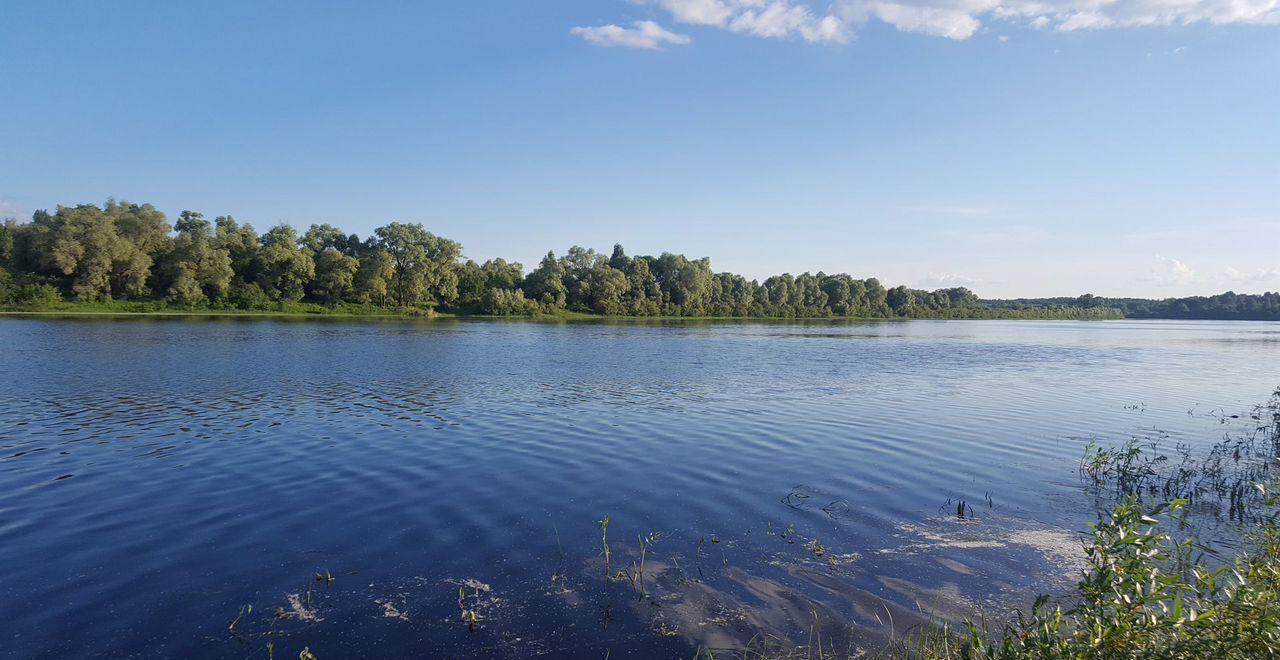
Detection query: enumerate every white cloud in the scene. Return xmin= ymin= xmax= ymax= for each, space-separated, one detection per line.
xmin=634 ymin=0 xmax=1280 ymax=43
xmin=1225 ymin=266 xmax=1280 ymax=282
xmin=1151 ymin=255 xmax=1197 ymax=285
xmin=571 ymin=20 xmax=692 ymax=49
xmin=923 ymin=271 xmax=982 ymax=286
xmin=640 ymin=0 xmax=853 ymax=42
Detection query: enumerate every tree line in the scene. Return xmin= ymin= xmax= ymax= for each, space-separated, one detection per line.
xmin=0 ymin=198 xmax=1127 ymax=319
xmin=989 ymin=292 xmax=1280 ymax=322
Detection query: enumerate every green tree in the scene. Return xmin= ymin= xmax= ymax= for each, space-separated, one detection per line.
xmin=173 ymin=210 xmax=212 ymax=236
xmin=312 ymin=249 xmax=359 ymax=304
xmin=524 ymin=251 xmax=568 ymax=309
xmin=652 ymin=253 xmax=713 ymax=314
xmin=584 ymin=262 xmax=629 ymax=314
xmin=159 ymin=216 xmax=234 ymax=307
xmin=456 ymin=260 xmax=488 ymax=308
xmin=355 ymin=249 xmax=394 ymax=306
xmin=302 ymin=223 xmax=349 ymax=254
xmin=42 ymin=204 xmax=122 ymax=300
xmin=0 ymin=219 xmax=17 ymax=268
xmin=214 ymin=216 xmax=260 ymax=283
xmin=373 ymin=222 xmax=461 ymax=308
xmin=257 ymin=224 xmax=314 ymax=302
xmin=886 ymin=285 xmax=915 ymax=315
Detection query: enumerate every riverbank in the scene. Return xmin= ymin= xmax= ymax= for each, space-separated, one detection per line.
xmin=0 ymin=301 xmax=1124 ymax=321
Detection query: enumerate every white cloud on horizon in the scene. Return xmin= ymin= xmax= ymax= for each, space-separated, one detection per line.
xmin=1225 ymin=266 xmax=1280 ymax=282
xmin=632 ymin=0 xmax=1280 ymax=43
xmin=1150 ymin=255 xmax=1197 ymax=286
xmin=922 ymin=271 xmax=982 ymax=286
xmin=571 ymin=20 xmax=693 ymax=49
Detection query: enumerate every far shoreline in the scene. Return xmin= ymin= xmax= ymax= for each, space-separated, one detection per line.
xmin=0 ymin=308 xmax=1237 ymax=323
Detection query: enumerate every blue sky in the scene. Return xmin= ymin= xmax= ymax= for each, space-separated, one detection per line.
xmin=1 ymin=1 xmax=1277 ymax=298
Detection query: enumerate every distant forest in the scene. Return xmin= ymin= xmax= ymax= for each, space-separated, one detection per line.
xmin=987 ymin=293 xmax=1280 ymax=322
xmin=0 ymin=200 xmax=1272 ymax=321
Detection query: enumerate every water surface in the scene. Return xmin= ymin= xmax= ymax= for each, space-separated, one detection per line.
xmin=1 ymin=318 xmax=1276 ymax=657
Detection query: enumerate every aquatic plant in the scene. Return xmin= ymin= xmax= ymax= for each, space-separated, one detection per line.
xmin=898 ymin=493 xmax=1280 ymax=659
xmin=597 ymin=515 xmax=612 ymax=573
xmin=1080 ymin=397 xmax=1280 ymax=525
xmin=632 ymin=531 xmax=664 ymax=595
xmin=227 ymin=604 xmax=252 ymax=634
xmin=461 ymin=608 xmax=480 ymax=631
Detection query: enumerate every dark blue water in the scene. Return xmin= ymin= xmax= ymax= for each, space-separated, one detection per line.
xmin=0 ymin=318 xmax=1276 ymax=658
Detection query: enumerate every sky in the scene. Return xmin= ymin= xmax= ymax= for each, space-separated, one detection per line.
xmin=1 ymin=0 xmax=1277 ymax=298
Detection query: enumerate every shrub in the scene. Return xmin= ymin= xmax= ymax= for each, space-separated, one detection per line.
xmin=481 ymin=287 xmax=537 ymax=316
xmin=12 ymin=283 xmax=64 ymax=308
xmin=228 ymin=282 xmax=271 ymax=310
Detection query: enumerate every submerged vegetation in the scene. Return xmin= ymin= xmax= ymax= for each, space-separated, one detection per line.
xmin=1 ymin=198 xmax=1124 ymax=319
xmin=900 ymin=496 xmax=1280 ymax=659
xmin=899 ymin=389 xmax=1280 ymax=659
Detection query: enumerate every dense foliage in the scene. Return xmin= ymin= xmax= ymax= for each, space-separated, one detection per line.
xmin=0 ymin=198 xmax=1183 ymax=320
xmin=987 ymin=292 xmax=1280 ymax=321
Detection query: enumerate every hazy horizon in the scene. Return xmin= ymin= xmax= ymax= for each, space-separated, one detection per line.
xmin=2 ymin=1 xmax=1276 ymax=299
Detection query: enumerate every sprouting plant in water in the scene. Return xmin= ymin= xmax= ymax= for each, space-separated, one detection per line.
xmin=266 ymin=641 xmax=274 ymax=659
xmin=596 ymin=514 xmax=616 ymax=575
xmin=809 ymin=609 xmax=825 ymax=660
xmin=631 ymin=531 xmax=664 ymax=594
xmin=456 ymin=586 xmax=482 ymax=631
xmin=655 ymin=621 xmax=679 ymax=637
xmin=806 ymin=538 xmax=826 ymax=557
xmin=298 ymin=647 xmax=317 ymax=660
xmin=597 ymin=515 xmax=612 ymax=573
xmin=228 ymin=604 xmax=252 ymax=634
xmin=315 ymin=569 xmax=334 ymax=584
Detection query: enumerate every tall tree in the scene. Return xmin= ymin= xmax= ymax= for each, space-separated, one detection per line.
xmin=302 ymin=224 xmax=349 ymax=254
xmin=355 ymin=248 xmax=394 ymax=306
xmin=312 ymin=249 xmax=359 ymax=304
xmin=214 ymin=216 xmax=260 ymax=282
xmin=373 ymin=222 xmax=461 ymax=307
xmin=159 ymin=213 xmax=234 ymax=306
xmin=524 ymin=251 xmax=568 ymax=309
xmin=257 ymin=225 xmax=314 ymax=302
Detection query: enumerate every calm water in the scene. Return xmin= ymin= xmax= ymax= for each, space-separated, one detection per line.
xmin=1 ymin=318 xmax=1277 ymax=658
